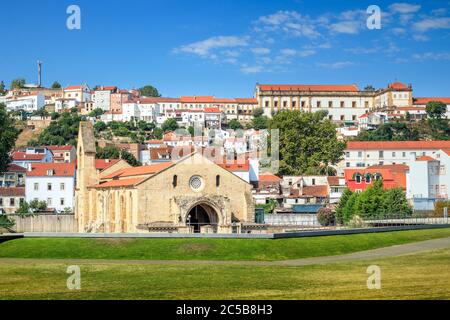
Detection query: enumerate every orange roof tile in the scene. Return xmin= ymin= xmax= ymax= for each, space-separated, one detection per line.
xmin=414 ymin=97 xmax=450 ymax=105
xmin=235 ymin=98 xmax=258 ymax=103
xmin=94 ymin=178 xmax=145 ymax=188
xmin=11 ymin=152 xmax=45 ymax=161
xmin=347 ymin=141 xmax=450 ymax=150
xmin=302 ymin=185 xmax=329 ymax=198
xmin=416 ymin=156 xmax=436 ymax=161
xmin=95 ymin=159 xmax=121 ymax=171
xmin=27 ymin=163 xmax=75 ymax=177
xmin=258 ymin=84 xmax=359 ymax=92
xmin=388 ymin=82 xmax=408 ymax=90
xmin=442 ymin=149 xmax=450 ymax=156
xmin=217 ymin=161 xmax=250 ymax=171
xmin=259 ymin=172 xmax=282 ymax=182
xmin=104 ymin=162 xmax=173 ymax=179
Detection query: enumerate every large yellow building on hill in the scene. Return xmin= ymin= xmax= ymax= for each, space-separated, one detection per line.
xmin=75 ymin=122 xmax=257 ymax=234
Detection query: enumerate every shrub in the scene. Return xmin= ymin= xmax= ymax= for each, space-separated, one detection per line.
xmin=0 ymin=214 xmax=15 ymax=232
xmin=317 ymin=207 xmax=335 ymax=226
xmin=435 ymin=200 xmax=450 ymax=216
xmin=346 ymin=215 xmax=367 ymax=229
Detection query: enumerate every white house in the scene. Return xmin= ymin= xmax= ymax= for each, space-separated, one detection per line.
xmin=407 ymin=150 xmax=450 ymax=211
xmin=6 ymin=93 xmax=45 ymax=113
xmin=25 ymin=163 xmax=76 ymax=212
xmin=64 ymin=85 xmax=91 ymax=104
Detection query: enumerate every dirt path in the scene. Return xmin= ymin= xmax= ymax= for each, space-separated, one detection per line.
xmin=1 ymin=236 xmax=450 ymax=267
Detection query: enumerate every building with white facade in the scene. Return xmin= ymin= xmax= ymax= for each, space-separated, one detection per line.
xmin=341 ymin=141 xmax=450 ymax=171
xmin=407 ymin=150 xmax=450 ymax=211
xmin=64 ymin=85 xmax=91 ymax=104
xmin=25 ymin=163 xmax=76 ymax=212
xmin=5 ymin=93 xmax=45 ymax=113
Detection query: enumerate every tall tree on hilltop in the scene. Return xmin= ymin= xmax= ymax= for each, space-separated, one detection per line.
xmin=138 ymin=85 xmax=161 ymax=97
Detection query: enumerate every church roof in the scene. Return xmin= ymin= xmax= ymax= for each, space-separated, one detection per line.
xmin=103 ymin=162 xmax=173 ymax=179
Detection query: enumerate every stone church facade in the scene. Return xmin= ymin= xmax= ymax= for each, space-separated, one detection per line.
xmin=75 ymin=122 xmax=257 ymax=233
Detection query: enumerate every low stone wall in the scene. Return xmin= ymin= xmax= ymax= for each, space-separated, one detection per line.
xmin=9 ymin=214 xmax=77 ymax=233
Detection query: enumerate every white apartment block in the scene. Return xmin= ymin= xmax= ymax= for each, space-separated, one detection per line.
xmin=407 ymin=150 xmax=450 ymax=210
xmin=25 ymin=163 xmax=76 ymax=212
xmin=341 ymin=141 xmax=450 ymax=172
xmin=6 ymin=93 xmax=45 ymax=113
xmin=92 ymin=86 xmax=117 ymax=111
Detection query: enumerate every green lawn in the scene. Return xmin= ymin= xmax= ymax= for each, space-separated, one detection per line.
xmin=1 ymin=228 xmax=450 ymax=261
xmin=1 ymin=248 xmax=449 ymax=299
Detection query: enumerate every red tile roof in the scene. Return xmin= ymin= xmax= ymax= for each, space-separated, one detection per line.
xmin=347 ymin=141 xmax=450 ymax=150
xmin=6 ymin=164 xmax=27 ymax=172
xmin=259 ymin=172 xmax=282 ymax=182
xmin=94 ymin=178 xmax=145 ymax=188
xmin=145 ymin=139 xmax=164 ymax=144
xmin=104 ymin=162 xmax=173 ymax=179
xmin=235 ymin=98 xmax=258 ymax=103
xmin=302 ymin=185 xmax=329 ymax=198
xmin=344 ymin=167 xmax=407 ymax=189
xmin=204 ymin=107 xmax=221 ymax=113
xmin=258 ymin=84 xmax=359 ymax=92
xmin=11 ymin=152 xmax=45 ymax=161
xmin=388 ymin=82 xmax=409 ymax=90
xmin=414 ymin=97 xmax=450 ymax=105
xmin=95 ymin=159 xmax=121 ymax=171
xmin=416 ymin=156 xmax=437 ymax=161
xmin=327 ymin=176 xmax=341 ymax=186
xmin=65 ymin=85 xmax=83 ymax=90
xmin=27 ymin=163 xmax=75 ymax=177
xmin=0 ymin=187 xmax=25 ymax=197
xmin=442 ymin=149 xmax=450 ymax=156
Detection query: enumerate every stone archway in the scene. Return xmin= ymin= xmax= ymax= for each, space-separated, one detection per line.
xmin=186 ymin=203 xmax=219 ymax=233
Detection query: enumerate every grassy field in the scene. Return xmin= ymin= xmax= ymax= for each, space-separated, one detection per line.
xmin=1 ymin=228 xmax=450 ymax=261
xmin=1 ymin=248 xmax=449 ymax=300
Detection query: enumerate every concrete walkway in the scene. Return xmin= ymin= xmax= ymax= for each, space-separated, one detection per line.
xmin=1 ymin=236 xmax=450 ymax=267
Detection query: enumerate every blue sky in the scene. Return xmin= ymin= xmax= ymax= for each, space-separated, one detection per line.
xmin=1 ymin=0 xmax=450 ymax=97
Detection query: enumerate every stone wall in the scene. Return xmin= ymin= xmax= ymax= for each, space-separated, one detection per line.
xmin=9 ymin=214 xmax=77 ymax=233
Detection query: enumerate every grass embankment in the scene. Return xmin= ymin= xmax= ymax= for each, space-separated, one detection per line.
xmin=1 ymin=248 xmax=449 ymax=299
xmin=1 ymin=228 xmax=450 ymax=261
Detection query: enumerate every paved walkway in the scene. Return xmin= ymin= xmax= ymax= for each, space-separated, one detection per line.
xmin=1 ymin=236 xmax=450 ymax=267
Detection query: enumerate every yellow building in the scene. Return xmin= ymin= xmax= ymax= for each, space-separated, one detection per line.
xmin=75 ymin=122 xmax=257 ymax=234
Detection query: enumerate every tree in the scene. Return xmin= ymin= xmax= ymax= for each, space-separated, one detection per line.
xmin=364 ymin=85 xmax=375 ymax=91
xmin=0 ymin=214 xmax=15 ymax=232
xmin=10 ymin=78 xmax=26 ymax=90
xmin=89 ymin=108 xmax=105 ymax=118
xmin=353 ymin=180 xmax=384 ymax=219
xmin=426 ymin=101 xmax=447 ymax=120
xmin=228 ymin=119 xmax=243 ymax=130
xmin=270 ymin=110 xmax=346 ymax=175
xmin=16 ymin=201 xmax=31 ymax=216
xmin=138 ymin=85 xmax=161 ymax=97
xmin=253 ymin=108 xmax=264 ymax=117
xmin=252 ymin=115 xmax=269 ymax=130
xmin=29 ymin=199 xmax=47 ymax=212
xmin=96 ymin=146 xmax=140 ymax=167
xmin=335 ymin=188 xmax=353 ymax=225
xmin=381 ymin=188 xmax=412 ymax=217
xmin=0 ymin=104 xmax=20 ymax=174
xmin=162 ymin=118 xmax=179 ymax=132
xmin=0 ymin=81 xmax=6 ymax=95
xmin=317 ymin=207 xmax=335 ymax=226
xmin=94 ymin=121 xmax=107 ymax=133
xmin=51 ymin=81 xmax=62 ymax=89
xmin=33 ymin=111 xmax=83 ymax=147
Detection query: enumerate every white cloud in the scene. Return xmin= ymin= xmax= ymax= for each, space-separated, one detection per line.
xmin=345 ymin=47 xmax=378 ymax=54
xmin=413 ymin=34 xmax=429 ymax=42
xmin=240 ymin=65 xmax=265 ymax=74
xmin=413 ymin=52 xmax=450 ymax=61
xmin=280 ymin=48 xmax=297 ymax=56
xmin=174 ymin=36 xmax=248 ymax=57
xmin=392 ymin=27 xmax=406 ymax=35
xmin=413 ymin=17 xmax=450 ymax=32
xmin=389 ymin=3 xmax=421 ymax=14
xmin=255 ymin=10 xmax=320 ymax=38
xmin=329 ymin=21 xmax=361 ymax=34
xmin=316 ymin=61 xmax=354 ymax=69
xmin=251 ymin=47 xmax=270 ymax=55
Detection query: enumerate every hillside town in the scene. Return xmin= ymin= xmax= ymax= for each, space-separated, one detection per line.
xmin=0 ymin=78 xmax=449 ymax=226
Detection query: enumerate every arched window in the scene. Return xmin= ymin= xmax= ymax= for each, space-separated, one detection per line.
xmin=172 ymin=175 xmax=177 ymax=188
xmin=216 ymin=175 xmax=220 ymax=187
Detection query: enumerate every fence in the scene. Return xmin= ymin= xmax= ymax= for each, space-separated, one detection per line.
xmin=265 ymin=212 xmax=450 ymax=232
xmin=9 ymin=214 xmax=77 ymax=233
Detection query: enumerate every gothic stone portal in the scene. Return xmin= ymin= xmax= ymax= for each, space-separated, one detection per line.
xmin=186 ymin=203 xmax=219 ymax=233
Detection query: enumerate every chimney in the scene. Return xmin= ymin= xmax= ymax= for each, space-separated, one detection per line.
xmin=27 ymin=163 xmax=32 ymax=172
